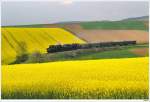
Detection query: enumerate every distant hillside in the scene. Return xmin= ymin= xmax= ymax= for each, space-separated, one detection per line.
xmin=2 ymin=16 xmax=149 ymax=30
xmin=2 ymin=21 xmax=148 ymax=31
xmin=2 ymin=24 xmax=51 ymax=28
xmin=123 ymin=16 xmax=149 ymax=21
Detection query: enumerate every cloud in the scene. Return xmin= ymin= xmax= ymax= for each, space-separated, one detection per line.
xmin=61 ymin=0 xmax=73 ymax=5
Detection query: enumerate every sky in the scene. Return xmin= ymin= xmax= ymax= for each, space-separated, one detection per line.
xmin=1 ymin=0 xmax=149 ymax=26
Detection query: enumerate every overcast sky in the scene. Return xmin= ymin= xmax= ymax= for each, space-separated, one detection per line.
xmin=1 ymin=1 xmax=149 ymax=26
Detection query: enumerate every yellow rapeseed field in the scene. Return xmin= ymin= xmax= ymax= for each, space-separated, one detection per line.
xmin=2 ymin=57 xmax=149 ymax=99
xmin=2 ymin=28 xmax=85 ymax=64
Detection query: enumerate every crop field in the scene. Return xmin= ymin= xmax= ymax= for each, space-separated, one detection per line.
xmin=2 ymin=28 xmax=85 ymax=64
xmin=5 ymin=20 xmax=148 ymax=31
xmin=58 ymin=23 xmax=149 ymax=44
xmin=2 ymin=57 xmax=149 ymax=99
xmin=80 ymin=21 xmax=148 ymax=30
xmin=73 ymin=29 xmax=149 ymax=44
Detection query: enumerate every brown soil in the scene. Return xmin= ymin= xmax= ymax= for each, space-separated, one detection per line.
xmin=130 ymin=48 xmax=149 ymax=56
xmin=45 ymin=23 xmax=149 ymax=44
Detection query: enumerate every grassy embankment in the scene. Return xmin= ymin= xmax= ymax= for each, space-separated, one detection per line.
xmin=25 ymin=44 xmax=148 ymax=64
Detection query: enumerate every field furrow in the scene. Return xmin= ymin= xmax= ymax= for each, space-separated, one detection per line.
xmin=2 ymin=28 xmax=85 ymax=64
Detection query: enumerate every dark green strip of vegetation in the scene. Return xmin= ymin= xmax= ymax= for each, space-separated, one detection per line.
xmin=80 ymin=21 xmax=148 ymax=30
xmin=72 ymin=49 xmax=138 ymax=60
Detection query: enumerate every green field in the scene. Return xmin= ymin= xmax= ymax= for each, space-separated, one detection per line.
xmin=66 ymin=44 xmax=149 ymax=60
xmin=81 ymin=21 xmax=148 ymax=30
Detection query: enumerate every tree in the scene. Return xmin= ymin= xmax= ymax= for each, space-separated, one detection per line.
xmin=27 ymin=51 xmax=44 ymax=63
xmin=11 ymin=41 xmax=28 ymax=64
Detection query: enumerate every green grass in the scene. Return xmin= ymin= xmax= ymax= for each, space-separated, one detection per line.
xmin=73 ymin=49 xmax=138 ymax=60
xmin=71 ymin=44 xmax=149 ymax=60
xmin=123 ymin=44 xmax=149 ymax=48
xmin=80 ymin=21 xmax=148 ymax=30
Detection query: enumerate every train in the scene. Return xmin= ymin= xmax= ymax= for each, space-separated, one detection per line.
xmin=47 ymin=41 xmax=136 ymax=53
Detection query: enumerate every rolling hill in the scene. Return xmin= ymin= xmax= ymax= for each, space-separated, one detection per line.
xmin=122 ymin=16 xmax=149 ymax=21
xmin=2 ymin=16 xmax=149 ymax=29
xmin=2 ymin=28 xmax=85 ymax=64
xmin=2 ymin=16 xmax=149 ymax=64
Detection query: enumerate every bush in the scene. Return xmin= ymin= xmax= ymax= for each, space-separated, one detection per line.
xmin=10 ymin=41 xmax=29 ymax=64
xmin=27 ymin=52 xmax=45 ymax=63
xmin=63 ymin=52 xmax=78 ymax=58
xmin=10 ymin=54 xmax=28 ymax=64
